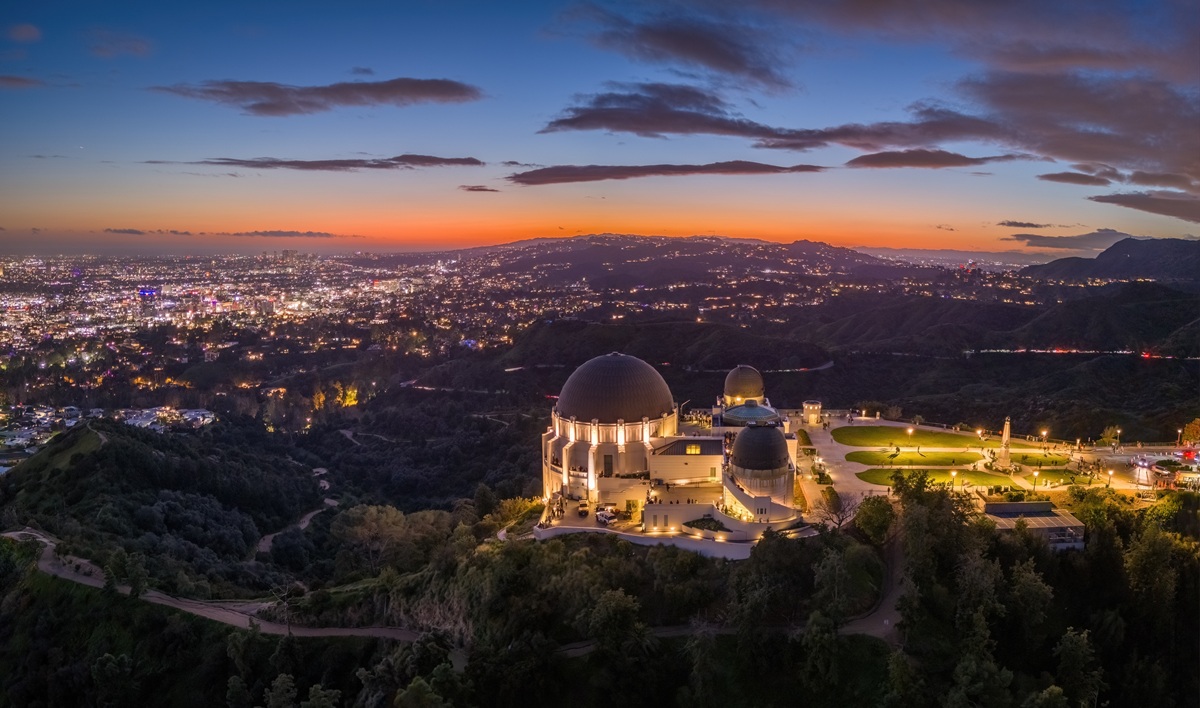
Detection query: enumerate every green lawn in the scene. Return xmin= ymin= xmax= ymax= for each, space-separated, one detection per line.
xmin=831 ymin=425 xmax=1037 ymax=449
xmin=856 ymin=468 xmax=1016 ymax=488
xmin=794 ymin=428 xmax=813 ymax=446
xmin=845 ymin=450 xmax=983 ymax=466
xmin=1009 ymin=452 xmax=1072 ymax=467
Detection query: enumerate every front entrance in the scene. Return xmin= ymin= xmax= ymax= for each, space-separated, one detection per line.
xmin=604 ymin=454 xmax=614 ymax=476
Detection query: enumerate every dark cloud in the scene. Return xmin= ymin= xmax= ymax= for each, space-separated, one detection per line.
xmin=1088 ymin=192 xmax=1200 ymax=223
xmin=350 ymin=66 xmax=375 ymax=76
xmin=998 ymin=220 xmax=1051 ymax=228
xmin=846 ymin=149 xmax=1027 ymax=168
xmin=0 ymin=75 xmax=44 ymax=88
xmin=501 ymin=160 xmax=539 ymax=168
xmin=7 ymin=23 xmax=41 ymax=43
xmin=1002 ymin=227 xmax=1136 ymax=250
xmin=31 ymin=228 xmax=40 ymax=234
xmin=508 ymin=160 xmax=823 ymax=186
xmin=1071 ymin=163 xmax=1123 ymax=181
xmin=103 ymin=227 xmax=146 ymax=235
xmin=578 ymin=6 xmax=792 ymax=89
xmin=1038 ymin=172 xmax=1111 ymax=186
xmin=459 ymin=184 xmax=499 ymax=192
xmin=961 ymin=72 xmax=1199 ymax=184
xmin=543 ymin=70 xmax=1198 ymax=218
xmin=542 ymin=83 xmax=1007 ymax=151
xmin=1128 ymin=171 xmax=1195 ymax=190
xmin=154 ymin=154 xmax=483 ymax=172
xmin=153 ymin=76 xmax=482 ymax=116
xmin=88 ymin=29 xmax=152 ymax=58
xmin=935 ymin=224 xmax=956 ymax=231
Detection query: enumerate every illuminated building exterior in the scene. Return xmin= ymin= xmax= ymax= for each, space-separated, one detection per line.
xmin=540 ymin=354 xmax=803 ymax=540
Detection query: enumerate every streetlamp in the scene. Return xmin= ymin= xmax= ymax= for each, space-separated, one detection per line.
xmin=1033 ymin=470 xmax=1039 ymax=493
xmin=907 ymin=427 xmax=914 ymax=443
xmin=1116 ymin=428 xmax=1122 ymax=447
xmin=951 ymin=470 xmax=958 ymax=491
xmin=1107 ymin=469 xmax=1113 ymax=487
xmin=1178 ymin=428 xmax=1184 ymax=446
xmin=1041 ymin=429 xmax=1048 ymax=449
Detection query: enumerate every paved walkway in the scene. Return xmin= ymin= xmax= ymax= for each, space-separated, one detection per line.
xmin=1 ymin=528 xmax=421 ymax=642
xmin=256 ymin=498 xmax=339 ymax=554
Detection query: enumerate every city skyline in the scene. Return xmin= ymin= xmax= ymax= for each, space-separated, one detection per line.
xmin=2 ymin=0 xmax=1198 ymax=256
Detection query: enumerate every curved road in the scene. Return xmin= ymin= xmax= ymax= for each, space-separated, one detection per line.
xmin=256 ymin=498 xmax=340 ymax=555
xmin=1 ymin=528 xmax=420 ymax=641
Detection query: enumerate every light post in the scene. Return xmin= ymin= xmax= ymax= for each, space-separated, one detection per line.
xmin=951 ymin=469 xmax=958 ymax=491
xmin=1116 ymin=428 xmax=1122 ymax=447
xmin=1033 ymin=470 xmax=1039 ymax=494
xmin=1178 ymin=428 xmax=1184 ymax=446
xmin=907 ymin=427 xmax=914 ymax=446
xmin=1041 ymin=429 xmax=1048 ymax=450
xmin=1107 ymin=469 xmax=1113 ymax=487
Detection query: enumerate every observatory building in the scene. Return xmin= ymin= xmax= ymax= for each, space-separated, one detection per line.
xmin=540 ymin=353 xmax=804 ymax=539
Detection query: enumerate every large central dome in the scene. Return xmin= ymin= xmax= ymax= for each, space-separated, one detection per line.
xmin=724 ymin=365 xmax=764 ymax=400
xmin=556 ymin=352 xmax=674 ymax=423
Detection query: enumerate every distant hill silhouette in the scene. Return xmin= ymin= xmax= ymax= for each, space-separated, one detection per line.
xmin=1006 ymin=281 xmax=1200 ymax=354
xmin=503 ymin=319 xmax=830 ymax=371
xmin=1021 ymin=237 xmax=1200 ymax=281
xmin=472 ymin=234 xmax=906 ymax=287
xmin=800 ymin=298 xmax=1039 ymax=354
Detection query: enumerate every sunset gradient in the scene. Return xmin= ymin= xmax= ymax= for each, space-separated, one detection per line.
xmin=1 ymin=1 xmax=1197 ymax=256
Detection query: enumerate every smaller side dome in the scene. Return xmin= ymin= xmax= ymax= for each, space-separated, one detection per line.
xmin=724 ymin=365 xmax=764 ymax=400
xmin=730 ymin=424 xmax=789 ymax=470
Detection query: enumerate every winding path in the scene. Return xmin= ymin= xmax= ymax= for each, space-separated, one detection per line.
xmin=1 ymin=528 xmax=420 ymax=641
xmin=256 ymin=498 xmax=340 ymax=554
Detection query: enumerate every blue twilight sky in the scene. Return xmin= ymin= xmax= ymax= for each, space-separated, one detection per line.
xmin=1 ymin=0 xmax=1197 ymax=255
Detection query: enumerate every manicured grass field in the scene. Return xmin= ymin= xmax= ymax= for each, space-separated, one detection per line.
xmin=1009 ymin=452 xmax=1072 ymax=467
xmin=831 ymin=425 xmax=1037 ymax=449
xmin=794 ymin=429 xmax=813 ymax=446
xmin=855 ymin=468 xmax=1016 ymax=488
xmin=845 ymin=450 xmax=983 ymax=466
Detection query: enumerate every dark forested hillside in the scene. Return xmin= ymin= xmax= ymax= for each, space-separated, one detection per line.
xmin=1021 ymin=237 xmax=1200 ymax=281
xmin=0 ymin=418 xmax=322 ymax=594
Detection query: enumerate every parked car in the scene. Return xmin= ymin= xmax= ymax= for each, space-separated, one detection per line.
xmin=596 ymin=510 xmax=616 ymax=525
xmin=577 ymin=501 xmax=590 ymax=517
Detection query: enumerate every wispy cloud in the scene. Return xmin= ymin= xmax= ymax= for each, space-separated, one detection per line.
xmin=997 ymin=220 xmax=1051 ymax=228
xmin=459 ymin=184 xmax=499 ymax=192
xmin=0 ymin=75 xmax=44 ymax=88
xmin=846 ymin=149 xmax=1029 ymax=168
xmin=508 ymin=160 xmax=822 ymax=186
xmin=350 ymin=66 xmax=375 ymax=76
xmin=88 ymin=29 xmax=152 ymax=58
xmin=573 ymin=5 xmax=793 ymax=89
xmin=1002 ymin=227 xmax=1137 ymax=250
xmin=1088 ymin=192 xmax=1200 ymax=223
xmin=1037 ymin=172 xmax=1111 ymax=186
xmin=153 ymin=76 xmax=482 ymax=116
xmin=103 ymin=227 xmax=146 ymax=235
xmin=542 ymin=82 xmax=1006 ymax=151
xmin=7 ymin=23 xmax=40 ymax=43
xmin=1127 ymin=171 xmax=1195 ymax=190
xmin=149 ymin=153 xmax=483 ymax=172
